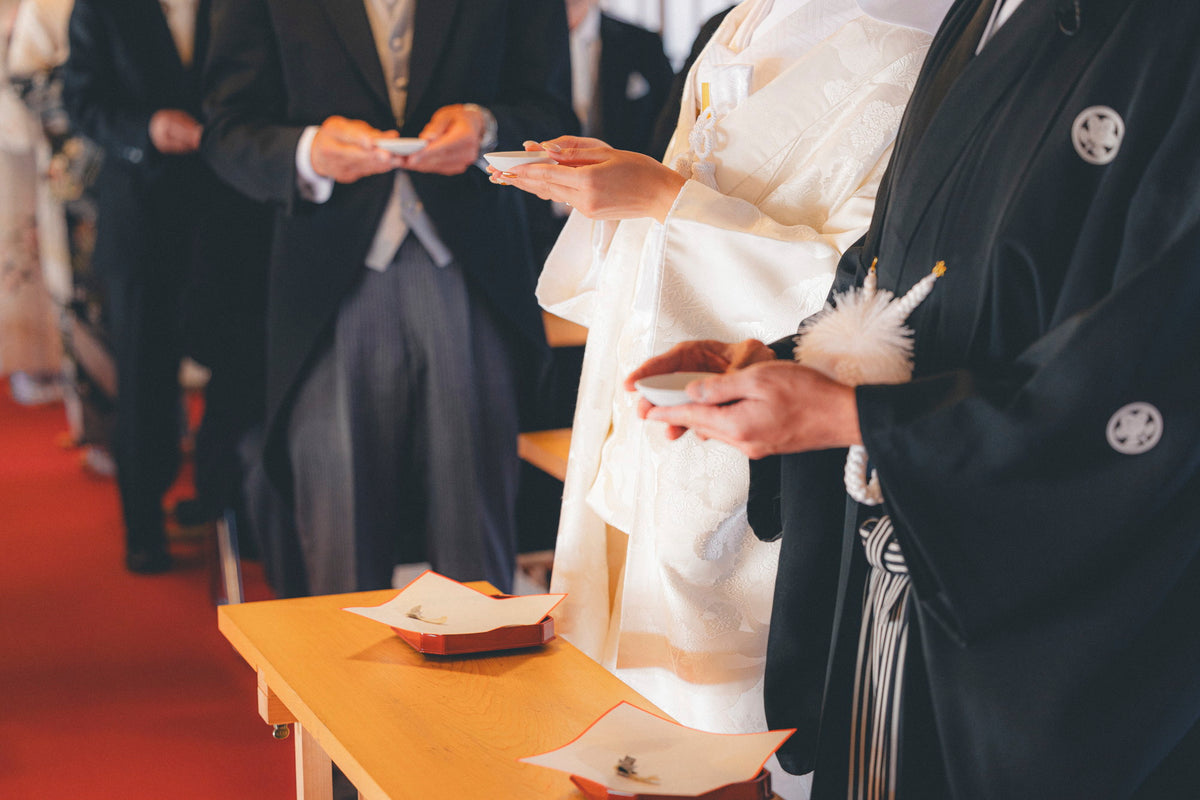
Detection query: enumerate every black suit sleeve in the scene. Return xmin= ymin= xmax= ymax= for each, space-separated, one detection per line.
xmin=62 ymin=0 xmax=155 ymax=166
xmin=635 ymin=26 xmax=675 ymax=143
xmin=489 ymin=0 xmax=578 ymax=151
xmin=200 ymin=0 xmax=304 ymax=207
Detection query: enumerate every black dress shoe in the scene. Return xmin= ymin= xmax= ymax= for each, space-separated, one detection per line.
xmin=172 ymin=497 xmax=218 ymax=526
xmin=125 ymin=549 xmax=173 ymax=574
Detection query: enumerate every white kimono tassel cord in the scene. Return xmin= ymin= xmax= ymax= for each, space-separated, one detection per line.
xmin=670 ymin=106 xmax=720 ymax=190
xmin=794 ymin=260 xmax=946 ymax=505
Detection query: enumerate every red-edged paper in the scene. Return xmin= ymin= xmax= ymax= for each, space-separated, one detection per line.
xmin=343 ymin=570 xmax=565 ymax=655
xmin=520 ymin=702 xmax=794 ymax=798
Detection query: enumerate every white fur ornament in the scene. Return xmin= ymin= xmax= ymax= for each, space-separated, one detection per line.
xmin=793 ymin=260 xmax=946 ymax=505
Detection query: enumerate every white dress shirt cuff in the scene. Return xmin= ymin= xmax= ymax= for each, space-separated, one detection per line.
xmin=295 ymin=125 xmax=334 ymax=204
xmin=462 ymin=104 xmax=498 ymax=172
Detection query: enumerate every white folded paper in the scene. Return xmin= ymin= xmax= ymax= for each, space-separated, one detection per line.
xmin=343 ymin=570 xmax=565 ymax=636
xmin=520 ymin=702 xmax=793 ymax=796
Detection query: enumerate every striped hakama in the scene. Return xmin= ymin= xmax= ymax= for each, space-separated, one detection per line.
xmin=849 ymin=515 xmax=911 ymax=800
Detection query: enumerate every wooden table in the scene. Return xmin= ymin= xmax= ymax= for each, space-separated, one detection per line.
xmin=218 ymin=586 xmax=664 ymax=800
xmin=542 ymin=311 xmax=588 ymax=348
xmin=517 ymin=428 xmax=572 ymax=482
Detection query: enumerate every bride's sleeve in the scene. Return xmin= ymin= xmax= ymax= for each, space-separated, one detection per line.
xmin=652 ymin=152 xmax=890 ymax=344
xmin=534 ymin=211 xmax=620 ymax=328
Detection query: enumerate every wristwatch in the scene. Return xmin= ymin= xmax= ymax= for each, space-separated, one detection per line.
xmin=463 ymin=103 xmax=498 ymax=152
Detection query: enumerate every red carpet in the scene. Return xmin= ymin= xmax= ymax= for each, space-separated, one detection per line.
xmin=0 ymin=393 xmax=293 ymax=798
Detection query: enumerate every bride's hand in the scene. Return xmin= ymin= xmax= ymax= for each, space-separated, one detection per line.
xmin=489 ymin=135 xmax=686 ymax=223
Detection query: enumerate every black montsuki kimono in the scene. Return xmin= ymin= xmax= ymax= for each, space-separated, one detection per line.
xmin=754 ymin=0 xmax=1200 ymax=797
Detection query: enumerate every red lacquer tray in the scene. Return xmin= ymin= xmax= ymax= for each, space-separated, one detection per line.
xmin=390 ymin=614 xmax=555 ymax=655
xmin=569 ymin=768 xmax=773 ymax=800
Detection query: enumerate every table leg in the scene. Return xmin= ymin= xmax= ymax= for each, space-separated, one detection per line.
xmin=294 ymin=723 xmax=334 ymax=800
xmin=258 ymin=671 xmax=297 ymax=727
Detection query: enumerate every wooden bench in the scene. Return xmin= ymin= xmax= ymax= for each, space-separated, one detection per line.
xmin=517 ymin=427 xmax=572 ymax=482
xmin=541 ymin=310 xmax=587 ymax=349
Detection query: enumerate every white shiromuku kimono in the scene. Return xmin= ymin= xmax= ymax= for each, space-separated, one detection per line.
xmin=538 ymin=0 xmax=930 ymax=739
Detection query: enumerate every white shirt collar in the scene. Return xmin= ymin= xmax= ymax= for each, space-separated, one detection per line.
xmin=158 ymin=0 xmax=198 ymax=66
xmin=570 ymin=5 xmax=602 ymax=135
xmin=572 ymin=5 xmax=602 ymax=47
xmin=976 ymin=0 xmax=1025 ymax=52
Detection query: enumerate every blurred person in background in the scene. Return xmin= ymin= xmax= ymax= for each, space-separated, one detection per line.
xmin=201 ymin=0 xmax=576 ymax=597
xmin=63 ymin=0 xmax=212 ymax=573
xmin=528 ymin=0 xmax=673 ymax=264
xmin=8 ymin=0 xmax=118 ymax=478
xmin=0 ymin=0 xmax=63 ymax=406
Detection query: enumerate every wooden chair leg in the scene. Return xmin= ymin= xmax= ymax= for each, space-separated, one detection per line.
xmin=215 ymin=508 xmax=244 ymax=605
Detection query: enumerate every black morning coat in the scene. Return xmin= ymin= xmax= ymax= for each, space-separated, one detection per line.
xmin=596 ymin=13 xmax=674 ymax=156
xmin=200 ymin=0 xmax=576 ymax=491
xmin=750 ymin=0 xmax=1200 ymax=797
xmin=63 ymin=0 xmax=211 ymax=285
xmin=64 ymin=0 xmax=271 ymax=376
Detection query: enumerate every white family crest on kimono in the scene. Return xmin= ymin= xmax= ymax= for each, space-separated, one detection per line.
xmin=537 ymin=0 xmax=930 ymax=742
